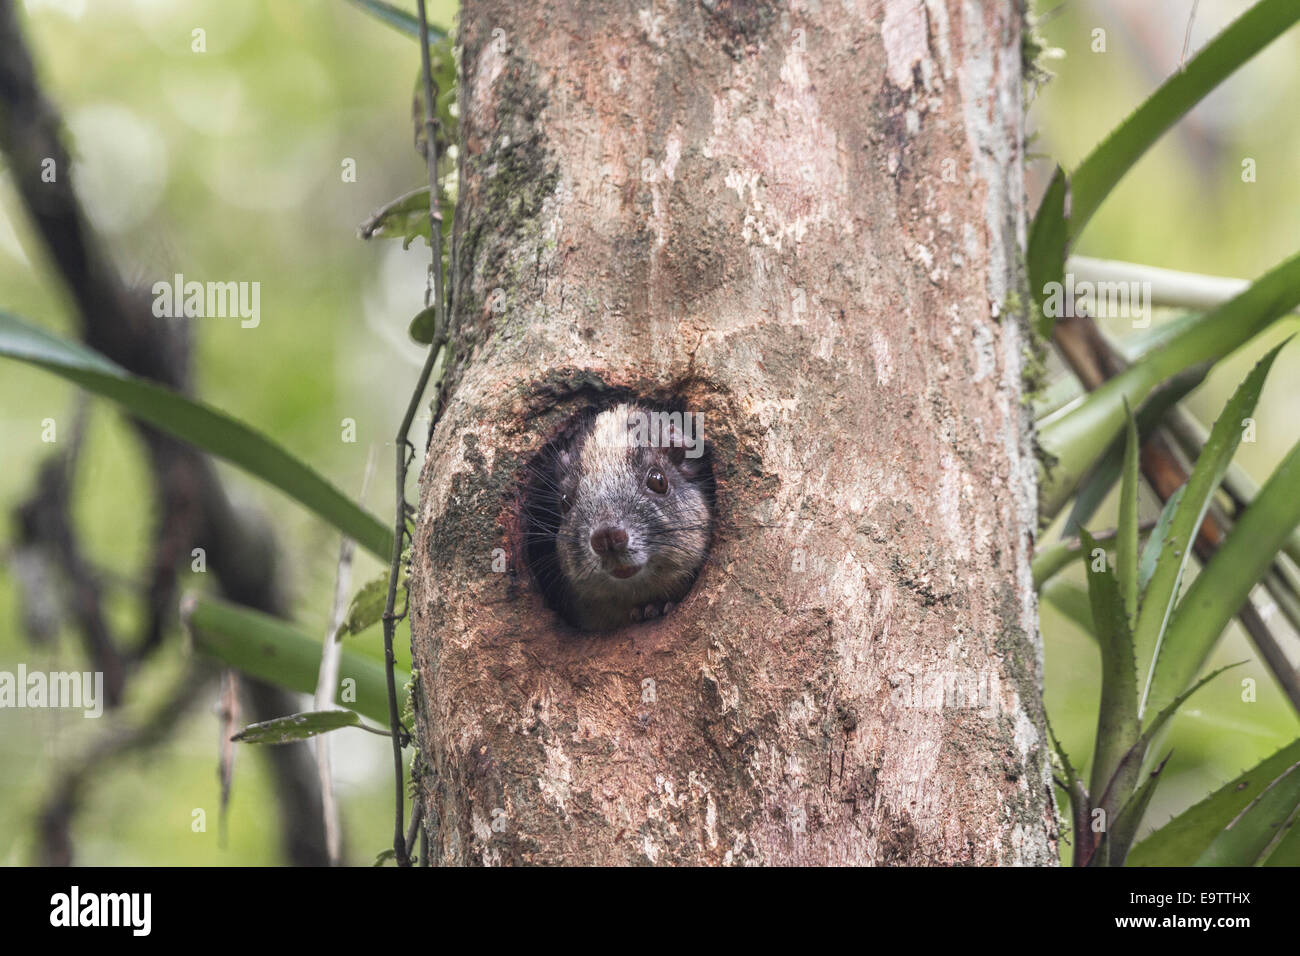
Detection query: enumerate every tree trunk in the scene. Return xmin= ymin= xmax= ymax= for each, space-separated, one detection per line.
xmin=409 ymin=0 xmax=1056 ymax=865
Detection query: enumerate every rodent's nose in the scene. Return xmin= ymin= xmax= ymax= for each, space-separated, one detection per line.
xmin=590 ymin=525 xmax=629 ymax=556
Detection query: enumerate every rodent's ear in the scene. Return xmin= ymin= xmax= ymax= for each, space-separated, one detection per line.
xmin=660 ymin=418 xmax=688 ymax=466
xmin=662 ymin=419 xmax=710 ymax=470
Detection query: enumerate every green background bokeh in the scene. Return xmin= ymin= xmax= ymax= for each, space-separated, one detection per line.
xmin=0 ymin=0 xmax=1296 ymax=865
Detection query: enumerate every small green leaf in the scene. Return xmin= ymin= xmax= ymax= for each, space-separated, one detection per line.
xmin=373 ymin=848 xmax=397 ymax=866
xmin=1138 ymin=343 xmax=1287 ymax=715
xmin=341 ymin=547 xmax=411 ymax=637
xmin=0 ymin=311 xmax=392 ymax=560
xmin=408 ymin=305 xmax=438 ymax=345
xmin=1117 ymin=404 xmax=1140 ymax=625
xmin=359 ymin=186 xmax=433 ymax=248
xmin=359 ymin=182 xmax=454 ymax=254
xmin=232 ymin=709 xmax=361 ymax=745
xmin=342 ymin=572 xmax=396 ymax=637
xmin=1130 ymin=737 xmax=1300 ymax=866
xmin=1080 ymin=530 xmax=1140 ymax=803
xmin=411 ymin=42 xmax=460 ymax=152
xmin=1194 ymin=758 xmax=1300 ymax=866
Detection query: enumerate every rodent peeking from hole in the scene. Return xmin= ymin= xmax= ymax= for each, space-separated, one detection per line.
xmin=522 ymin=400 xmax=715 ymax=631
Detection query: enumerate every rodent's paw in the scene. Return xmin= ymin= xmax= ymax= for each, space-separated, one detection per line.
xmin=629 ymin=601 xmax=674 ymax=623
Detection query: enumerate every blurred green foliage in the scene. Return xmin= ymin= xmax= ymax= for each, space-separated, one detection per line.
xmin=0 ymin=0 xmax=454 ymax=865
xmin=1 ymin=0 xmax=1298 ymax=867
xmin=1031 ymin=0 xmax=1300 ymax=863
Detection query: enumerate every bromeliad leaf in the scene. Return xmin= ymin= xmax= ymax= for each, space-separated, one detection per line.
xmin=1096 ymin=662 xmax=1243 ymax=830
xmin=1026 ymin=0 xmax=1300 ymax=337
xmin=1067 ymin=0 xmax=1300 ymax=247
xmin=1129 ymin=738 xmax=1300 ymax=866
xmin=1079 ymin=529 xmax=1139 ymax=803
xmin=1046 ymin=715 xmax=1091 ymax=866
xmin=1194 ymin=758 xmax=1300 ymax=866
xmin=1087 ymin=752 xmax=1170 ymax=868
xmin=1058 ymin=364 xmax=1204 ymax=541
xmin=1038 ymin=250 xmax=1300 ymax=520
xmin=1117 ymin=403 xmax=1140 ymax=625
xmin=0 ymin=311 xmax=392 ymax=560
xmin=1027 ymin=166 xmax=1067 ymax=338
xmin=232 ymin=709 xmax=361 ymax=745
xmin=1135 ymin=342 xmax=1285 ymax=717
xmin=1148 ymin=418 xmax=1300 ymax=716
xmin=1137 ymin=485 xmax=1183 ymax=597
xmin=1261 ymin=803 xmax=1300 ymax=866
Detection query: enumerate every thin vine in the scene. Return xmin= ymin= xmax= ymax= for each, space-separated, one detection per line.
xmin=380 ymin=0 xmax=450 ymax=869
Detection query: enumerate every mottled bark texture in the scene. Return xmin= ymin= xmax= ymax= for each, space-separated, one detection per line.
xmin=409 ymin=0 xmax=1057 ymax=865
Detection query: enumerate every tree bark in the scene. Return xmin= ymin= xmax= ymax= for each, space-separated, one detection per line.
xmin=410 ymin=0 xmax=1056 ymax=865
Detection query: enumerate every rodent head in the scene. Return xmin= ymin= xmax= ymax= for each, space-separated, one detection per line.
xmin=523 ymin=401 xmax=715 ymax=630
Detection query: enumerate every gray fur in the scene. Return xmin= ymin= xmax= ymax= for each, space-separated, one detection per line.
xmin=552 ymin=403 xmax=713 ymax=630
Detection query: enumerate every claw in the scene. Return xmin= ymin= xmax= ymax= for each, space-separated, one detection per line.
xmin=630 ymin=602 xmax=673 ymax=623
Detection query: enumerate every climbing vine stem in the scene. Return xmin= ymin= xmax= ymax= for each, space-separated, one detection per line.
xmin=380 ymin=0 xmax=449 ymax=868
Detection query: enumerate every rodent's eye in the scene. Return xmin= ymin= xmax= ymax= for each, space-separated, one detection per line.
xmin=560 ymin=492 xmax=573 ymax=514
xmin=645 ymin=467 xmax=668 ymax=494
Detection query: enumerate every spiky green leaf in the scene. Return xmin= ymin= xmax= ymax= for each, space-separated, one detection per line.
xmin=1117 ymin=404 xmax=1140 ymax=624
xmin=1137 ymin=344 xmax=1287 ymax=716
xmin=1130 ymin=738 xmax=1300 ymax=866
xmin=1149 ymin=416 xmax=1300 ymax=716
xmin=1038 ymin=254 xmax=1300 ymax=520
xmin=1080 ymin=530 xmax=1140 ymax=802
